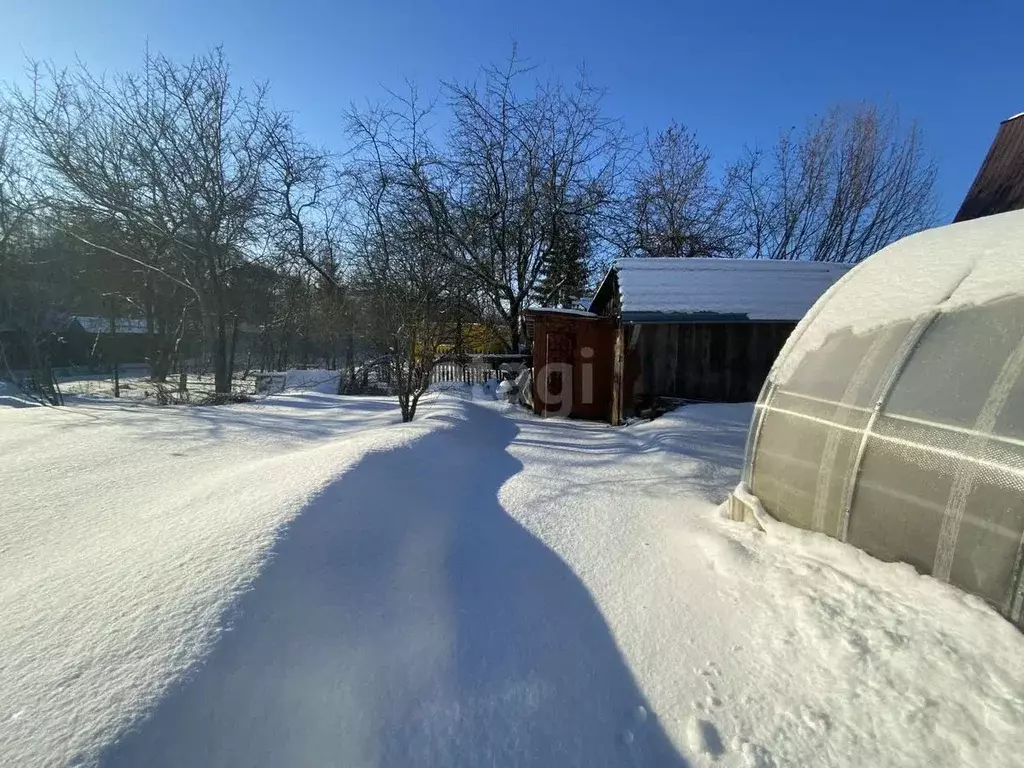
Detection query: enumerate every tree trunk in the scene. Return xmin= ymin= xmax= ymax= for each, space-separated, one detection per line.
xmin=109 ymin=295 xmax=121 ymax=398
xmin=145 ymin=274 xmax=170 ymax=382
xmin=213 ymin=313 xmax=231 ymax=393
xmin=346 ymin=328 xmax=355 ymax=385
xmin=507 ymin=302 xmax=521 ymax=353
xmin=508 ymin=323 xmax=521 ymax=353
xmin=150 ymin=334 xmax=173 ymax=382
xmin=226 ymin=314 xmax=240 ymax=389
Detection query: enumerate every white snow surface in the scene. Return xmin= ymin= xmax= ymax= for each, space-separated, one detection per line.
xmin=602 ymin=258 xmax=849 ymax=320
xmin=272 ymin=368 xmax=346 ymax=393
xmin=0 ymin=393 xmax=437 ymax=767
xmin=0 ymin=380 xmax=41 ymax=408
xmin=772 ymin=209 xmax=1024 ymax=384
xmin=2 ymin=392 xmax=1022 ymax=767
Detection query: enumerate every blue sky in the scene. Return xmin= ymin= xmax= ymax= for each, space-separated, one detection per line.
xmin=5 ymin=0 xmax=1022 ymax=220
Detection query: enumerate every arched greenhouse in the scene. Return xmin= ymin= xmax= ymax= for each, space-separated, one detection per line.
xmin=728 ymin=209 xmax=1024 ymax=629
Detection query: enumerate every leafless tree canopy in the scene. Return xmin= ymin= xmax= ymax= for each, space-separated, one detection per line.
xmin=12 ymin=50 xmax=287 ymax=391
xmin=0 ymin=106 xmax=50 ymax=396
xmin=623 ymin=122 xmax=733 ymax=258
xmin=357 ymin=52 xmax=628 ymax=350
xmin=344 ymin=99 xmax=462 ymax=421
xmin=0 ymin=47 xmax=941 ymax=416
xmin=729 ymin=104 xmax=938 ymax=262
xmin=0 ymin=107 xmax=33 ymax=257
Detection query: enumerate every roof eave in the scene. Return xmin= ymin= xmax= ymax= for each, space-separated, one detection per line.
xmin=588 ymin=266 xmax=618 ymax=313
xmin=620 ymin=311 xmax=799 ymax=323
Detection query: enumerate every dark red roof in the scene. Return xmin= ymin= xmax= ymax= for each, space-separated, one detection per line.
xmin=954 ymin=113 xmax=1024 ymax=222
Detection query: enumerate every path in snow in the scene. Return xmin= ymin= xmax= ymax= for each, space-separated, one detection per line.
xmin=497 ymin=402 xmax=1024 ymax=768
xmin=4 ymin=392 xmax=1023 ymax=767
xmin=0 ymin=394 xmax=440 ymax=767
xmin=102 ymin=402 xmax=685 ymax=767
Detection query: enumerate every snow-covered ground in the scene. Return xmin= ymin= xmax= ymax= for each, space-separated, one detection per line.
xmin=1 ymin=391 xmax=1022 ymax=767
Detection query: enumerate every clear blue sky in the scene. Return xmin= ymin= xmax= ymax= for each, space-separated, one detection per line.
xmin=5 ymin=0 xmax=1023 ymax=220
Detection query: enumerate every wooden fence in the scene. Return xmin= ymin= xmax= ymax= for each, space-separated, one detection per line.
xmin=430 ymin=361 xmax=499 ymax=385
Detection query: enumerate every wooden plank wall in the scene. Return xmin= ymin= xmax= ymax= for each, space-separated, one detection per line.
xmin=530 ymin=314 xmax=615 ymax=420
xmin=627 ymin=322 xmax=795 ymax=406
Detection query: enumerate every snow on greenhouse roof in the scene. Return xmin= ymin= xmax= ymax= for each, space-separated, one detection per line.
xmin=593 ymin=258 xmax=850 ymax=322
xmin=772 ymin=208 xmax=1024 ymax=384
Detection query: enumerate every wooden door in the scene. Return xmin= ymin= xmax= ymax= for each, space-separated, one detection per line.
xmin=543 ymin=331 xmax=575 ymax=416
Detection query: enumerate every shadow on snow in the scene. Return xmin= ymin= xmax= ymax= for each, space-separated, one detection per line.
xmin=101 ymin=402 xmax=687 ymax=767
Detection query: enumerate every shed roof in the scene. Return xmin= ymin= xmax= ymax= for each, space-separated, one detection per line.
xmin=71 ymin=316 xmax=149 ymax=335
xmin=524 ymin=307 xmax=600 ymax=319
xmin=591 ymin=258 xmax=850 ymax=322
xmin=954 ymin=112 xmax=1024 ymax=222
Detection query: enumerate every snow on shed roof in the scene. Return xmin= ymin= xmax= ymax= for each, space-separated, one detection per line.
xmin=71 ymin=316 xmax=149 ymax=334
xmin=593 ymin=258 xmax=850 ymax=322
xmin=524 ymin=307 xmax=600 ymax=318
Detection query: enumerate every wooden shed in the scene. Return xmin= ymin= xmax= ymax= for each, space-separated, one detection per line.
xmin=588 ymin=258 xmax=849 ymax=423
xmin=954 ymin=112 xmax=1024 ymax=222
xmin=523 ymin=308 xmax=615 ymax=420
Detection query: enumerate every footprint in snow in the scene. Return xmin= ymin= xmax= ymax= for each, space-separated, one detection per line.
xmin=738 ymin=740 xmax=777 ymax=768
xmin=619 ymin=705 xmax=651 ymax=748
xmin=685 ymin=716 xmax=724 ymax=758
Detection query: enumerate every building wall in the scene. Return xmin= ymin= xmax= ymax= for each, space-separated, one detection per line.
xmin=530 ymin=314 xmax=614 ymax=420
xmin=625 ymin=322 xmax=795 ymax=407
xmin=954 ymin=114 xmax=1024 ymax=222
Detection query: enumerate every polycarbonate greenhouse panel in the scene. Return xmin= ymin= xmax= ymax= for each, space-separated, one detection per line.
xmin=737 ymin=210 xmax=1024 ymax=629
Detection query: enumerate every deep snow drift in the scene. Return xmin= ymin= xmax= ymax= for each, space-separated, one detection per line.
xmin=0 ymin=394 xmax=442 ymax=767
xmin=1 ymin=392 xmax=1022 ymax=767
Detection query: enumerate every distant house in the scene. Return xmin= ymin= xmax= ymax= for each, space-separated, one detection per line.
xmin=69 ymin=316 xmax=149 ymax=336
xmin=526 ymin=258 xmax=848 ymax=424
xmin=954 ymin=112 xmax=1024 ymax=222
xmin=61 ymin=315 xmax=151 ymax=367
xmin=0 ymin=313 xmax=151 ymax=371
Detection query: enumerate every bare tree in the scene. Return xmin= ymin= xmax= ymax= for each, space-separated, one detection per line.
xmin=264 ymin=123 xmax=361 ymax=382
xmin=350 ymin=53 xmax=626 ymax=351
xmin=14 ymin=49 xmax=283 ymax=392
xmin=266 ymin=124 xmax=344 ymax=288
xmin=356 ymin=233 xmax=455 ymax=421
xmin=0 ymin=107 xmax=61 ymax=402
xmin=621 ymin=122 xmax=734 ymax=258
xmin=729 ymin=103 xmax=938 ymax=262
xmin=346 ymin=108 xmax=458 ymax=421
xmin=0 ymin=107 xmax=33 ymax=257
xmin=438 ymin=57 xmax=625 ymax=348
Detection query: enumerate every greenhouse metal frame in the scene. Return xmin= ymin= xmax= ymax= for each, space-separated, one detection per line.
xmin=730 ymin=211 xmax=1024 ymax=629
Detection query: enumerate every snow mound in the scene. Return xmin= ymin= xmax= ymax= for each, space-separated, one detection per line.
xmin=0 ymin=380 xmax=41 ymax=408
xmin=0 ymin=395 xmax=41 ymax=409
xmin=0 ymin=394 xmax=448 ymax=767
xmin=276 ymin=369 xmax=342 ymax=394
xmin=498 ymin=402 xmax=1024 ymax=768
xmin=4 ymin=396 xmax=1022 ymax=767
